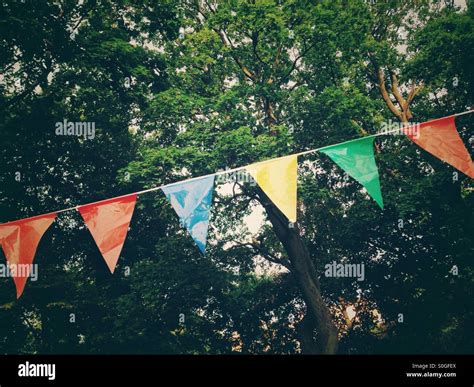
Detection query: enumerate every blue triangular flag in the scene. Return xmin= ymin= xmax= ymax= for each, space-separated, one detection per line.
xmin=162 ymin=175 xmax=215 ymax=253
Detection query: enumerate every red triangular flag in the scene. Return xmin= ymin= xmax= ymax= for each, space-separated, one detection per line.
xmin=78 ymin=194 xmax=137 ymax=273
xmin=0 ymin=213 xmax=56 ymax=298
xmin=404 ymin=116 xmax=474 ymax=178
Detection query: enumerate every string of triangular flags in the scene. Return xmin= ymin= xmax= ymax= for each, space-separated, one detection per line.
xmin=1 ymin=112 xmax=473 ymax=298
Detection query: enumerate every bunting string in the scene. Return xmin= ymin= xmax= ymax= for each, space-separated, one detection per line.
xmin=1 ymin=109 xmax=473 ymax=298
xmin=2 ymin=109 xmax=472 ymax=226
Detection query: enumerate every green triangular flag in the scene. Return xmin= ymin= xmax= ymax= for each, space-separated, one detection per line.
xmin=319 ymin=136 xmax=384 ymax=209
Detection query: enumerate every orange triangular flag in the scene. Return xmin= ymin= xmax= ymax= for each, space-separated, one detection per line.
xmin=404 ymin=116 xmax=474 ymax=178
xmin=0 ymin=213 xmax=56 ymax=298
xmin=78 ymin=194 xmax=137 ymax=273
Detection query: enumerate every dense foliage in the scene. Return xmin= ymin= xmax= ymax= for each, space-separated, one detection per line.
xmin=0 ymin=0 xmax=472 ymax=354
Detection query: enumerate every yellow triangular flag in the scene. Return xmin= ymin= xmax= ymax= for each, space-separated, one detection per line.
xmin=247 ymin=155 xmax=297 ymax=223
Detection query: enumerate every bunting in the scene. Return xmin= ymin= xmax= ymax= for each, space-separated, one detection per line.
xmin=0 ymin=214 xmax=56 ymax=298
xmin=78 ymin=194 xmax=137 ymax=273
xmin=246 ymin=155 xmax=298 ymax=223
xmin=0 ymin=111 xmax=473 ymax=298
xmin=404 ymin=116 xmax=474 ymax=178
xmin=162 ymin=176 xmax=215 ymax=254
xmin=319 ymin=137 xmax=384 ymax=209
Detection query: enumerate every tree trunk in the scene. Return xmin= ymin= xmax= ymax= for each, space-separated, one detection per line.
xmin=257 ymin=187 xmax=338 ymax=354
xmin=256 ymin=91 xmax=337 ymax=353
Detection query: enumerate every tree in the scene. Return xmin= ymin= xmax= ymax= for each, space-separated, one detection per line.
xmin=0 ymin=0 xmax=472 ymax=355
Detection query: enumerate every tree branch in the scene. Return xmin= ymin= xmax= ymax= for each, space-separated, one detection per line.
xmin=278 ymin=44 xmax=314 ymax=85
xmin=213 ymin=28 xmax=255 ymax=81
xmin=389 ymin=71 xmax=407 ymax=113
xmin=377 ymin=68 xmax=404 ymax=121
xmin=230 ymin=241 xmax=293 ymax=270
xmin=252 ymin=30 xmax=268 ymax=66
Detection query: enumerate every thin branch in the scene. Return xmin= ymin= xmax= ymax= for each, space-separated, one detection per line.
xmin=230 ymin=241 xmax=292 ymax=270
xmin=278 ymin=43 xmax=314 ymax=85
xmin=203 ymin=0 xmax=216 ymax=13
xmin=214 ymin=28 xmax=255 ymax=81
xmin=403 ymin=82 xmax=423 ymax=119
xmin=376 ymin=68 xmax=404 ymax=121
xmin=389 ymin=71 xmax=407 ymax=112
xmin=252 ymin=30 xmax=268 ymax=66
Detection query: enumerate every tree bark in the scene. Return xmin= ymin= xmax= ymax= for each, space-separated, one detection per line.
xmin=257 ymin=187 xmax=338 ymax=354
